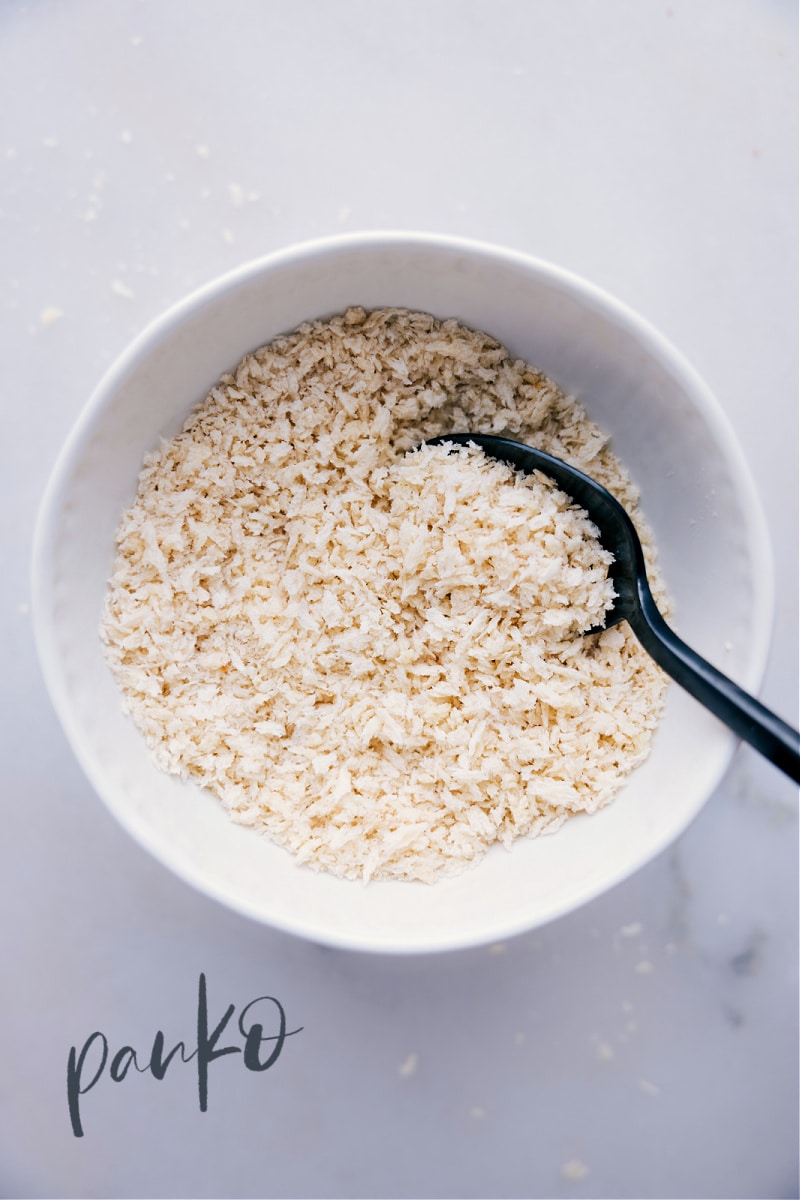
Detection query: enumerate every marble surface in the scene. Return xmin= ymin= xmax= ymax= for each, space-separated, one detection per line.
xmin=1 ymin=1 xmax=797 ymax=1197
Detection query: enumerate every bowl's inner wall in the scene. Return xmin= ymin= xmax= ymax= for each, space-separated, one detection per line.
xmin=35 ymin=240 xmax=767 ymax=951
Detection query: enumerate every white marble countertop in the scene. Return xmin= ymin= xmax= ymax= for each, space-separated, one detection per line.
xmin=1 ymin=1 xmax=797 ymax=1197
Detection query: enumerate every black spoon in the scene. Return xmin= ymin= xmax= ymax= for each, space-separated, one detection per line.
xmin=426 ymin=433 xmax=800 ymax=783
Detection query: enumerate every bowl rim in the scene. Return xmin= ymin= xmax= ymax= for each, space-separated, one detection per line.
xmin=31 ymin=231 xmax=775 ymax=953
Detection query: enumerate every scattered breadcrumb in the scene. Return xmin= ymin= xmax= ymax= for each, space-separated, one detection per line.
xmin=639 ymin=1079 xmax=661 ymax=1097
xmin=488 ymin=943 xmax=507 ymax=955
xmin=619 ymin=921 xmax=643 ymax=938
xmin=635 ymin=960 xmax=654 ymax=975
xmin=111 ymin=279 xmax=135 ymax=299
xmin=39 ymin=306 xmax=63 ymax=326
xmin=101 ymin=308 xmax=668 ymax=882
xmin=83 ymin=169 xmax=106 ymax=223
xmin=562 ymin=1159 xmax=589 ymax=1181
xmin=595 ymin=1038 xmax=615 ymax=1061
xmin=196 ymin=144 xmax=211 ymax=158
xmin=398 ymin=1053 xmax=418 ymax=1079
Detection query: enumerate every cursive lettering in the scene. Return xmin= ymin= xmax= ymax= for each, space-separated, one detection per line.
xmin=67 ymin=973 xmax=302 ymax=1137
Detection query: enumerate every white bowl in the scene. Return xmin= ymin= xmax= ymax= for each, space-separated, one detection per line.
xmin=32 ymin=233 xmax=772 ymax=953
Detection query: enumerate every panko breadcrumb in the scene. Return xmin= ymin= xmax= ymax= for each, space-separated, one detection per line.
xmin=100 ymin=307 xmax=668 ymax=882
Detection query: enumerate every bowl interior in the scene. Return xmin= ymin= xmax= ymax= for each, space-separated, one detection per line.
xmin=32 ymin=235 xmax=771 ymax=952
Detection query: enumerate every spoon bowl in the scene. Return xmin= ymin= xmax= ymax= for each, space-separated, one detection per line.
xmin=428 ymin=433 xmax=800 ymax=783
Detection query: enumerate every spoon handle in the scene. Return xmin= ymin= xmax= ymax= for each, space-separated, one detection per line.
xmin=629 ymin=583 xmax=800 ymax=783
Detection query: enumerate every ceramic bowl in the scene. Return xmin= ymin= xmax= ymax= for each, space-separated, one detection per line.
xmin=31 ymin=233 xmax=772 ymax=953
